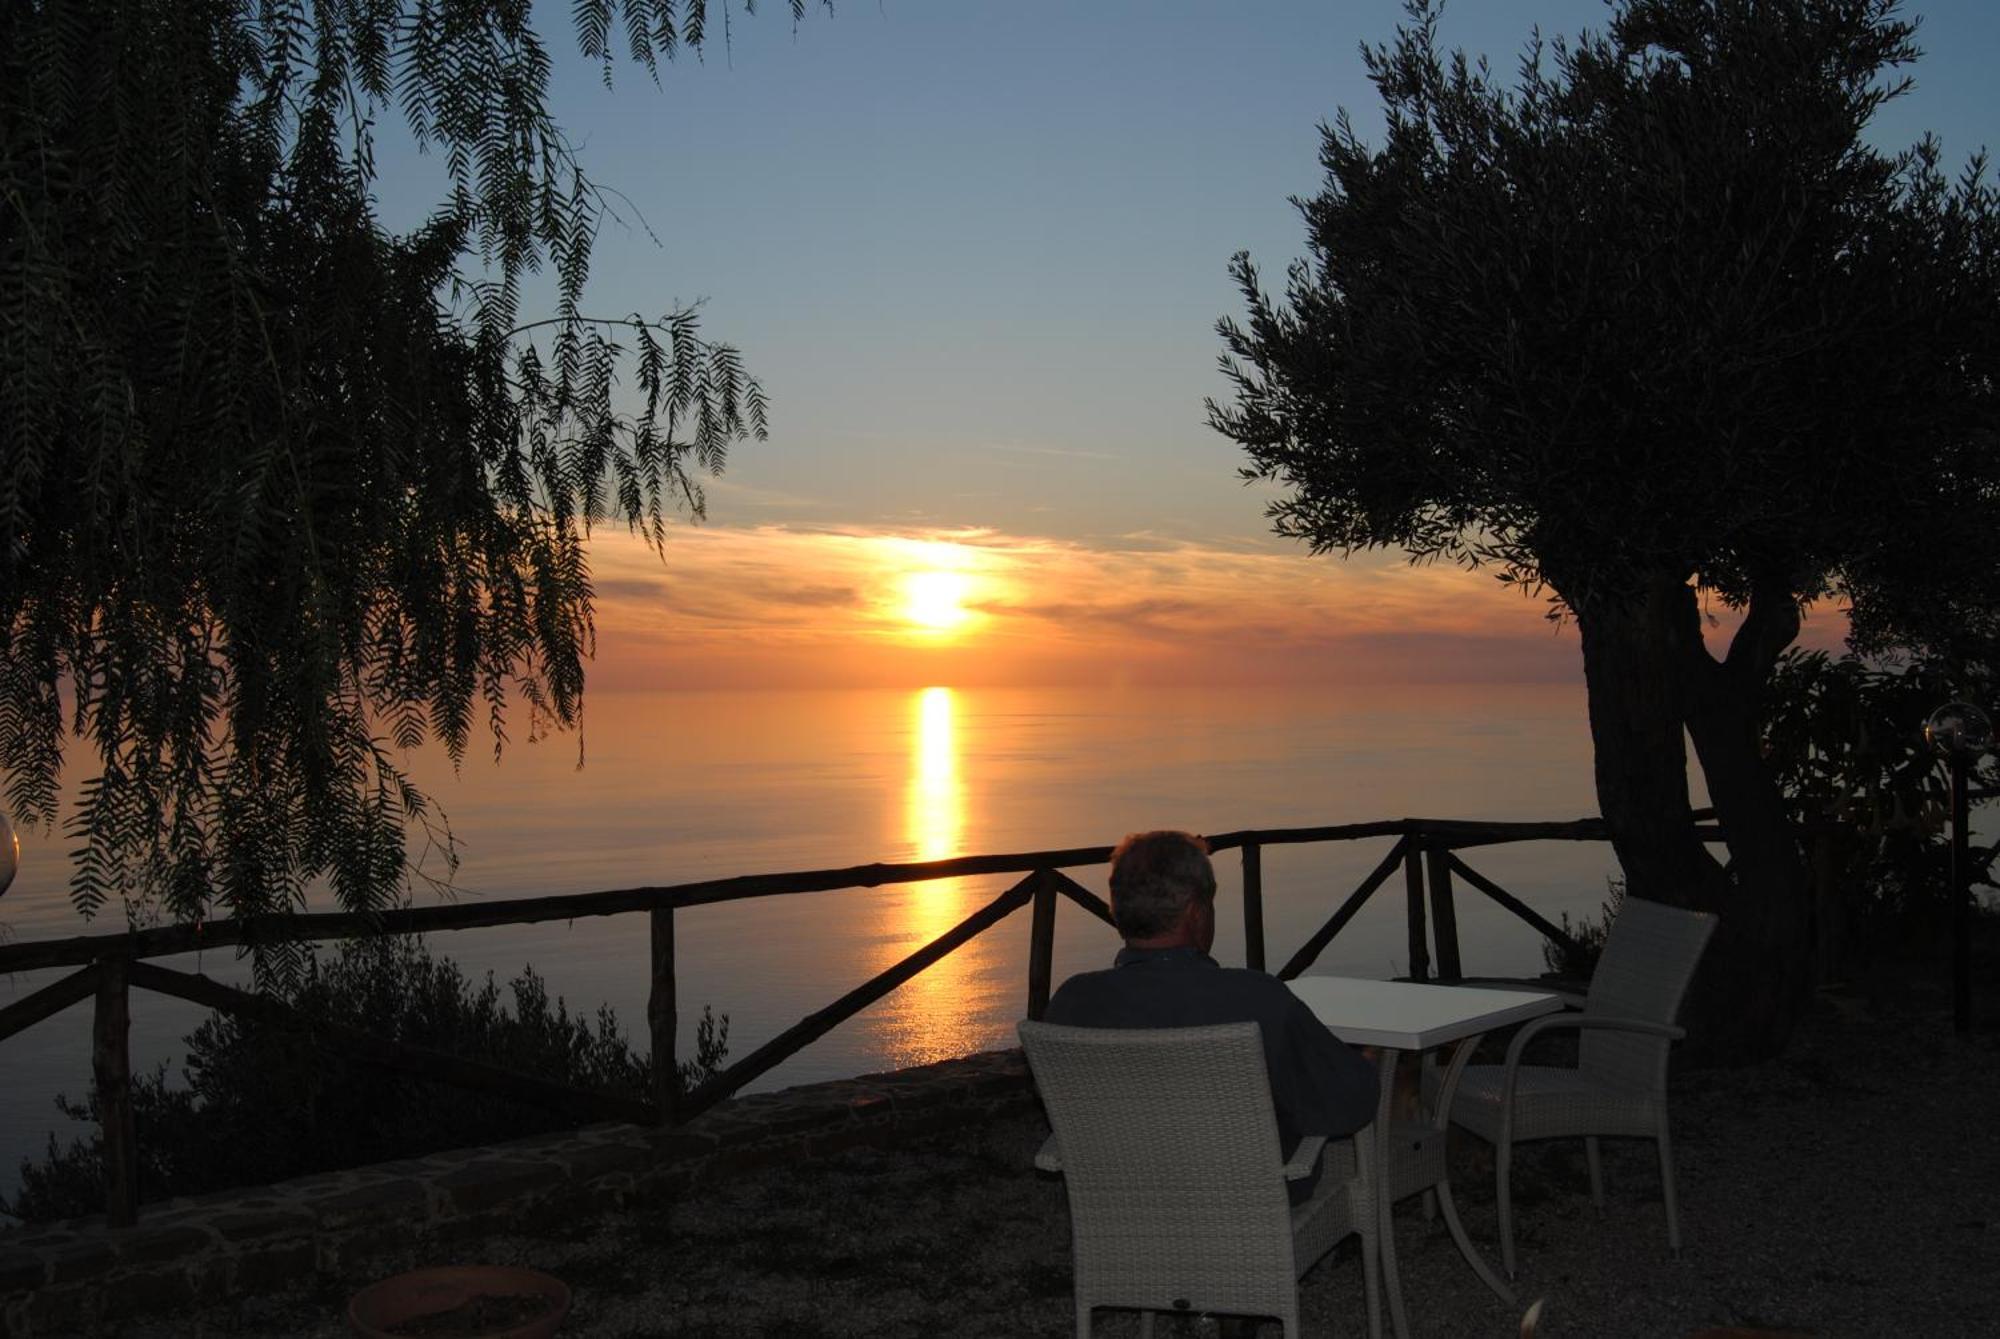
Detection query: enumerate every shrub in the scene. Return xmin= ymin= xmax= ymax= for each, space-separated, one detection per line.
xmin=3 ymin=936 xmax=726 ymax=1223
xmin=1542 ymin=879 xmax=1625 ymax=981
xmin=1761 ymin=650 xmax=1997 ymax=951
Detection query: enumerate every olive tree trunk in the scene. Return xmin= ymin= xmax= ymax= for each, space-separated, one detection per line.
xmin=1574 ymin=574 xmax=1810 ymax=1063
xmin=1679 ymin=582 xmax=1813 ymax=1061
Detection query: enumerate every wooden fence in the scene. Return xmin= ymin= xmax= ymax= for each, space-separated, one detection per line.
xmin=0 ymin=811 xmax=1731 ymax=1229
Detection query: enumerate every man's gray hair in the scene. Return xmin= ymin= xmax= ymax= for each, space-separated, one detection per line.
xmin=1108 ymin=830 xmax=1216 ymax=939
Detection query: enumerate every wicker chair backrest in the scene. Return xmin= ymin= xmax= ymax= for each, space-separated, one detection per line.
xmin=1018 ymin=1020 xmax=1300 ymax=1313
xmin=1579 ymin=896 xmax=1718 ymax=1092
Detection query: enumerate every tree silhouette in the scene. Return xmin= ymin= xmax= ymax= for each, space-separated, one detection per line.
xmin=0 ymin=0 xmax=827 ymax=968
xmin=1210 ymin=0 xmax=1999 ymax=1058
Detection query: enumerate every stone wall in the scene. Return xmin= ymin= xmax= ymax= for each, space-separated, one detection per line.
xmin=0 ymin=1048 xmax=1036 ymax=1337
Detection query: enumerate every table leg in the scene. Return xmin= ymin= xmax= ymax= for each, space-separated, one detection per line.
xmin=1430 ymin=1034 xmax=1515 ymax=1305
xmin=1374 ymin=1048 xmax=1410 ymax=1339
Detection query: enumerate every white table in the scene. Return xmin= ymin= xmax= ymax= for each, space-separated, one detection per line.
xmin=1288 ymin=977 xmax=1563 ymax=1339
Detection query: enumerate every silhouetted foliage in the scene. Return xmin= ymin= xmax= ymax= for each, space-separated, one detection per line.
xmin=2 ymin=936 xmax=728 ymax=1222
xmin=0 ymin=0 xmax=827 ymax=965
xmin=1762 ymin=650 xmax=1997 ymax=952
xmin=1210 ymin=0 xmax=1999 ymax=1059
xmin=1542 ymin=879 xmax=1626 ymax=981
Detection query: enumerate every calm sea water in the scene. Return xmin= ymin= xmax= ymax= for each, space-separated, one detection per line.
xmin=0 ymin=683 xmax=1631 ymax=1194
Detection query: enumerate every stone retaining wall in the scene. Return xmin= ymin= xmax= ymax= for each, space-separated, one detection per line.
xmin=0 ymin=1048 xmax=1037 ymax=1337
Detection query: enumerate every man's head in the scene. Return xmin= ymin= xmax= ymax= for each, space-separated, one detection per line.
xmin=1109 ymin=830 xmax=1217 ymax=950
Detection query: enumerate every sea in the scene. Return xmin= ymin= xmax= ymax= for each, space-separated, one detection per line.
xmin=0 ymin=683 xmax=1632 ymax=1197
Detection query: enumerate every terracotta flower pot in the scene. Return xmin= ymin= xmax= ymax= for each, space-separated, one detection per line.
xmin=347 ymin=1265 xmax=571 ymax=1339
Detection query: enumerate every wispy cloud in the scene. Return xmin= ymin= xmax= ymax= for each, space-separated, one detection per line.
xmin=975 ymin=442 xmax=1126 ymax=463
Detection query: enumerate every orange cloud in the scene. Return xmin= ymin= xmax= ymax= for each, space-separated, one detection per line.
xmin=579 ymin=524 xmax=1847 ymax=690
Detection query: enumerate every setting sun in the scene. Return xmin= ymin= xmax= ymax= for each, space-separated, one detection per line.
xmin=904 ymin=570 xmax=970 ymax=632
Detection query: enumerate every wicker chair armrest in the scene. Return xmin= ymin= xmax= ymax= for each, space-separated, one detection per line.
xmin=1502 ymin=1011 xmax=1683 ymax=1069
xmin=1499 ymin=1012 xmax=1687 ymax=1112
xmin=1574 ymin=1014 xmax=1686 ymax=1040
xmin=1034 ymin=1133 xmax=1062 ymax=1173
xmin=1282 ymin=1136 xmax=1327 ymax=1182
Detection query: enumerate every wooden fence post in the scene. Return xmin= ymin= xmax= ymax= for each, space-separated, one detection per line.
xmin=1026 ymin=870 xmax=1058 ymax=1021
xmin=1404 ymin=838 xmax=1430 ymax=983
xmin=1241 ymin=842 xmax=1266 ymax=972
xmin=1424 ymin=844 xmax=1462 ymax=981
xmin=93 ymin=956 xmax=137 ymax=1227
xmin=648 ymin=905 xmax=677 ymax=1122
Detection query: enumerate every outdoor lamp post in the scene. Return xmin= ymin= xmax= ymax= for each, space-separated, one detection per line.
xmin=1925 ymin=702 xmax=1993 ymax=1034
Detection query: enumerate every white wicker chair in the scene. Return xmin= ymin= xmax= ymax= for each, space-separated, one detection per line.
xmin=1019 ymin=1019 xmax=1379 ymax=1339
xmin=1433 ymin=896 xmax=1718 ymax=1279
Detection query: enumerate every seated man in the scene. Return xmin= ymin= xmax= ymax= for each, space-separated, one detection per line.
xmin=1044 ymin=829 xmax=1378 ymax=1205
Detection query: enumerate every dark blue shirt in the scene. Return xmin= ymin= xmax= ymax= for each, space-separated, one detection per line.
xmin=1043 ymin=946 xmax=1380 ymax=1152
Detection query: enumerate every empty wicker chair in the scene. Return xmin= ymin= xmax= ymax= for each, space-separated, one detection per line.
xmin=1435 ymin=896 xmax=1718 ymax=1279
xmin=1019 ymin=1019 xmax=1379 ymax=1339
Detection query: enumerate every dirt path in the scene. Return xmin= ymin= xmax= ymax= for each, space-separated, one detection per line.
xmin=129 ymin=985 xmax=2000 ymax=1338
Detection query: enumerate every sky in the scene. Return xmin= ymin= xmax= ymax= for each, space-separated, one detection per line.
xmin=385 ymin=1 xmax=2000 ymax=690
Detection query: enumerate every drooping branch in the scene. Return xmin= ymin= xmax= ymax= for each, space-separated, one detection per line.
xmin=0 ymin=0 xmax=821 ymax=963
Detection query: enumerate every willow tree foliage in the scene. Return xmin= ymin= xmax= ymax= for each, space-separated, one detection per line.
xmin=1210 ymin=0 xmax=1999 ymax=1059
xmin=0 ymin=0 xmax=826 ymax=950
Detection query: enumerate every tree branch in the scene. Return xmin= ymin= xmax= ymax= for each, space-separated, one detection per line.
xmin=505 ymin=313 xmax=703 ymax=341
xmin=1724 ymin=580 xmax=1803 ymax=687
xmin=1661 ymin=572 xmax=1724 ymax=693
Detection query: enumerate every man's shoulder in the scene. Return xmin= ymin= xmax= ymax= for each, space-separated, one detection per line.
xmin=1045 ymin=962 xmax=1300 ymax=1017
xmin=1201 ymin=965 xmax=1303 ymax=999
xmin=1043 ymin=966 xmax=1123 ymax=1012
xmin=1046 ymin=965 xmax=1121 ymax=996
xmin=1208 ymin=965 xmax=1289 ymax=986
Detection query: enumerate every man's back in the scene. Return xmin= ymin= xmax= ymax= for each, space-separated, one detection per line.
xmin=1044 ymin=945 xmax=1378 ymax=1148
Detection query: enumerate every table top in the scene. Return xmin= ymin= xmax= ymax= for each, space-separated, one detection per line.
xmin=1287 ymin=976 xmax=1564 ymax=1051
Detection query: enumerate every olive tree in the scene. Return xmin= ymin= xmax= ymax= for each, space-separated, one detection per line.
xmin=1 ymin=0 xmax=825 ymax=968
xmin=1210 ymin=0 xmax=1999 ymax=1058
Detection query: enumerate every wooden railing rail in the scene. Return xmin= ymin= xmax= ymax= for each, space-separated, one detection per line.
xmin=0 ymin=814 xmax=1730 ymax=976
xmin=1276 ymin=836 xmax=1411 ymax=981
xmin=0 ymin=845 xmax=1121 ymax=975
xmin=0 ymin=808 xmax=1752 ymax=1227
xmin=1444 ymin=852 xmax=1584 ymax=959
xmin=676 ymin=872 xmax=1040 ymax=1122
xmin=1045 ymin=869 xmax=1115 ymax=927
xmin=0 ymin=963 xmax=101 ymax=1047
xmin=1204 ymin=808 xmax=1723 ymax=853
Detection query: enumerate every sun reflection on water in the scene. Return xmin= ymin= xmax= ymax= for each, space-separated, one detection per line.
xmin=874 ymin=686 xmax=999 ymax=1069
xmin=910 ymin=686 xmax=963 ymax=861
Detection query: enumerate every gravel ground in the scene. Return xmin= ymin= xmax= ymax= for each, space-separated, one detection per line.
xmin=133 ymin=981 xmax=2000 ymax=1338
